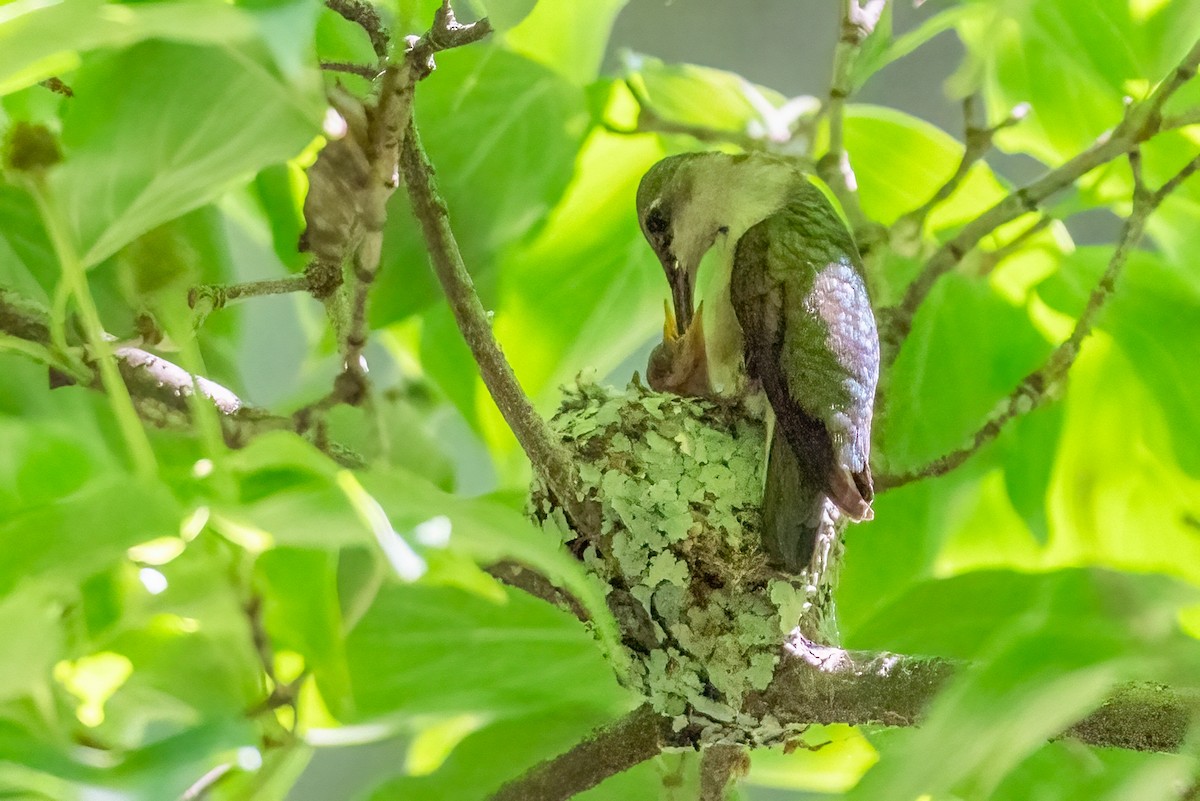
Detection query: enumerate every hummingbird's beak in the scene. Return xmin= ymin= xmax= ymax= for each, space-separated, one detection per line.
xmin=659 ymin=254 xmax=695 ymax=335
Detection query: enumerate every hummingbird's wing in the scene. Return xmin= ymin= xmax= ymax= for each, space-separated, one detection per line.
xmin=731 ymin=187 xmax=879 ymax=521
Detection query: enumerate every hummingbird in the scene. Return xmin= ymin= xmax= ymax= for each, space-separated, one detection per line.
xmin=637 ymin=152 xmax=879 ymax=571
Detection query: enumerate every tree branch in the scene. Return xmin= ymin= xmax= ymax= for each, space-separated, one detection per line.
xmin=881 ymin=37 xmax=1200 ymax=362
xmin=876 ymin=149 xmax=1200 ymax=491
xmin=292 ymin=2 xmax=493 ymax=420
xmin=0 ymin=287 xmax=362 ymax=466
xmin=399 ymin=121 xmax=602 ymax=540
xmin=490 ymin=705 xmax=672 ymax=801
xmin=819 ymin=0 xmax=886 ymax=245
xmin=494 ymin=639 xmax=1196 ymax=800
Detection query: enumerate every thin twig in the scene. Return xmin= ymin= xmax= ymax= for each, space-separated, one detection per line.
xmin=613 ymin=78 xmax=774 ymax=153
xmin=819 ymin=0 xmax=886 ymax=245
xmin=877 ymin=150 xmax=1200 ymax=491
xmin=1163 ymin=106 xmax=1200 ymax=131
xmin=0 ymin=287 xmax=362 ymax=466
xmin=299 ymin=1 xmax=492 ymax=416
xmin=320 ymin=61 xmax=383 ymax=81
xmin=188 ymin=275 xmax=311 ymax=314
xmin=324 ymin=0 xmax=390 ymax=60
xmin=399 ymin=120 xmax=602 ymax=540
xmin=973 ymin=214 xmax=1054 ymax=275
xmin=490 ymin=705 xmax=671 ymax=801
xmin=893 ymin=96 xmax=1030 ymax=248
xmin=881 ymin=37 xmax=1200 ymax=361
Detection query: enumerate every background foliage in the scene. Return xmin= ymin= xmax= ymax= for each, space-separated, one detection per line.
xmin=1 ymin=0 xmax=1199 ymax=799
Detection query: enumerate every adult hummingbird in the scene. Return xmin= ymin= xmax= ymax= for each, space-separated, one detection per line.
xmin=637 ymin=152 xmax=879 ymax=571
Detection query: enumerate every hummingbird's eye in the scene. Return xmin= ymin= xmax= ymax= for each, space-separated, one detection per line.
xmin=645 ymin=208 xmax=669 ymax=236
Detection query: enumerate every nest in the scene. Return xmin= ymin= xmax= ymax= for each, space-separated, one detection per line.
xmin=531 ymin=380 xmax=840 ymax=743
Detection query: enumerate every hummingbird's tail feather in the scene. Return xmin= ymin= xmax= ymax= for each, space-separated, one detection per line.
xmin=762 ymin=428 xmax=833 ymax=572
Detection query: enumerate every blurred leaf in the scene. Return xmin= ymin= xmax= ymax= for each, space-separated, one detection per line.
xmin=991 ymin=740 xmax=1195 ymax=801
xmin=257 ymin=547 xmax=354 ymax=718
xmin=955 ymin=0 xmax=1200 ymax=163
xmin=373 ymin=45 xmax=587 ymax=324
xmin=1042 ymin=338 xmax=1200 ymax=585
xmin=1037 ymin=248 xmax=1200 ymax=475
xmin=0 ymin=181 xmax=54 ymax=299
xmin=366 ymin=704 xmax=626 ymax=800
xmin=362 ymin=469 xmax=625 ymax=664
xmin=0 ymin=0 xmax=260 ymax=95
xmin=851 ymin=4 xmax=976 ymax=91
xmin=466 ymin=0 xmax=538 ymax=31
xmin=345 ymin=583 xmax=629 ymax=719
xmin=1 ymin=473 xmax=182 ymax=599
xmin=846 ymin=567 xmax=1198 ymax=657
xmin=53 ymin=39 xmax=322 ymax=267
xmin=877 ymin=271 xmax=1052 ymax=473
xmin=624 ymin=54 xmax=796 ymax=137
xmin=746 ymin=725 xmax=878 ymax=793
xmin=0 ymin=715 xmax=256 ymax=801
xmin=847 ymin=568 xmax=1200 ymax=799
xmin=0 ymin=586 xmax=64 ymax=703
xmin=503 ymin=0 xmax=627 ymax=85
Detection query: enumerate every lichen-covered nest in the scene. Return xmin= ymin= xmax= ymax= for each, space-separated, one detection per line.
xmin=531 ymin=380 xmax=839 ymax=743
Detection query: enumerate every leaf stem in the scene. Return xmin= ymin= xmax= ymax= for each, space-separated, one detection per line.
xmin=30 ymin=180 xmax=157 ymax=481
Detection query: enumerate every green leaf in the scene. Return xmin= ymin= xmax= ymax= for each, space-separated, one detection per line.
xmin=992 ymin=741 xmax=1195 ymax=801
xmin=256 ymin=547 xmax=354 ymax=718
xmin=53 ymin=39 xmax=322 ymax=267
xmin=850 ymin=5 xmax=976 ymax=91
xmin=345 ymin=583 xmax=629 ymax=720
xmin=0 ymin=716 xmax=256 ymax=801
xmin=0 ymin=586 xmax=64 ymax=703
xmin=466 ymin=0 xmax=539 ymax=31
xmin=361 ymin=469 xmax=625 ymax=666
xmin=877 ymin=271 xmax=1052 ymax=473
xmin=998 ymin=402 xmax=1064 ymax=545
xmin=1039 ymin=338 xmax=1200 ymax=586
xmin=846 ymin=568 xmax=1198 ymax=657
xmin=842 ymin=104 xmax=1009 ymax=231
xmin=0 ymin=181 xmax=54 ymax=300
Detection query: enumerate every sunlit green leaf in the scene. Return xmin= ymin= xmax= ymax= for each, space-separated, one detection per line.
xmin=53 ymin=39 xmax=322 ymax=267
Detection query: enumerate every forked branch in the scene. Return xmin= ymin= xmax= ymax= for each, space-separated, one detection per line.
xmin=877 ymin=149 xmax=1200 ymax=491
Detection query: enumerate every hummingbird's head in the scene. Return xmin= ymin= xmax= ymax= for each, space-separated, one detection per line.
xmin=636 ymin=153 xmax=723 ymax=339
xmin=637 ymin=151 xmax=794 ymax=339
